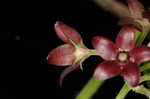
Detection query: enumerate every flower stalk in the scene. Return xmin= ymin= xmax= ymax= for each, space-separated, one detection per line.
xmin=115 ymin=84 xmax=130 ymax=99
xmin=75 ymin=77 xmax=105 ymax=99
xmin=115 ymin=74 xmax=150 ymax=99
xmin=132 ymin=85 xmax=150 ymax=99
xmin=136 ymin=19 xmax=150 ymax=45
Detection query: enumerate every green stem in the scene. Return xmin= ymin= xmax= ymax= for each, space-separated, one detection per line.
xmin=89 ymin=49 xmax=100 ymax=56
xmin=137 ymin=30 xmax=149 ymax=45
xmin=133 ymin=75 xmax=150 ymax=98
xmin=132 ymin=85 xmax=150 ymax=99
xmin=115 ymin=75 xmax=150 ymax=99
xmin=136 ymin=19 xmax=150 ymax=46
xmin=75 ymin=77 xmax=105 ymax=99
xmin=115 ymin=84 xmax=131 ymax=99
xmin=135 ymin=29 xmax=142 ymax=42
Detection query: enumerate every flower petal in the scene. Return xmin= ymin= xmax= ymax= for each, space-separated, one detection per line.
xmin=143 ymin=10 xmax=150 ymax=21
xmin=93 ymin=61 xmax=121 ymax=80
xmin=55 ymin=21 xmax=82 ymax=44
xmin=47 ymin=44 xmax=75 ymax=66
xmin=59 ymin=64 xmax=79 ymax=86
xmin=92 ymin=36 xmax=118 ymax=60
xmin=121 ymin=62 xmax=140 ymax=87
xmin=118 ymin=17 xmax=135 ymax=25
xmin=127 ymin=0 xmax=144 ymax=19
xmin=118 ymin=17 xmax=142 ymax=29
xmin=116 ymin=26 xmax=136 ymax=51
xmin=130 ymin=46 xmax=150 ymax=64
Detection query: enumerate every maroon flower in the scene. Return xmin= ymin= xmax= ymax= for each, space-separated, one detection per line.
xmin=47 ymin=21 xmax=90 ymax=85
xmin=118 ymin=0 xmax=150 ymax=29
xmin=92 ymin=26 xmax=150 ymax=87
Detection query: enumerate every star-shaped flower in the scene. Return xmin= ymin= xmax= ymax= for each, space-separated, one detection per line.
xmin=47 ymin=21 xmax=90 ymax=85
xmin=92 ymin=26 xmax=150 ymax=87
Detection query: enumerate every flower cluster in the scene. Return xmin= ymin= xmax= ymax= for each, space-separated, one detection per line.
xmin=47 ymin=0 xmax=150 ymax=87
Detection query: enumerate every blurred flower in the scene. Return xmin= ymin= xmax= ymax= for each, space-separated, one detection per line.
xmin=47 ymin=21 xmax=91 ymax=85
xmin=118 ymin=0 xmax=150 ymax=30
xmin=92 ymin=26 xmax=150 ymax=87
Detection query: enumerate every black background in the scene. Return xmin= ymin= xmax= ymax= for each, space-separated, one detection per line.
xmin=0 ymin=0 xmax=149 ymax=99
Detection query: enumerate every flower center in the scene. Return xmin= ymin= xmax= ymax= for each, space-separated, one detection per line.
xmin=117 ymin=52 xmax=129 ymax=62
xmin=74 ymin=47 xmax=89 ymax=60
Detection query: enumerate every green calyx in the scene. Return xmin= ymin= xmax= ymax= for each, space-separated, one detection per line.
xmin=70 ymin=40 xmax=100 ymax=70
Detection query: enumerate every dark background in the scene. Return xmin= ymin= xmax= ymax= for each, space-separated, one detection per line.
xmin=0 ymin=0 xmax=149 ymax=99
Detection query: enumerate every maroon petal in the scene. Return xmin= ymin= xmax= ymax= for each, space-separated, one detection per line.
xmin=121 ymin=62 xmax=140 ymax=87
xmin=130 ymin=46 xmax=150 ymax=64
xmin=118 ymin=17 xmax=142 ymax=29
xmin=118 ymin=17 xmax=135 ymax=25
xmin=127 ymin=0 xmax=144 ymax=19
xmin=47 ymin=44 xmax=75 ymax=66
xmin=116 ymin=26 xmax=136 ymax=51
xmin=59 ymin=64 xmax=79 ymax=86
xmin=143 ymin=10 xmax=150 ymax=21
xmin=92 ymin=36 xmax=118 ymax=60
xmin=55 ymin=21 xmax=82 ymax=44
xmin=93 ymin=61 xmax=121 ymax=80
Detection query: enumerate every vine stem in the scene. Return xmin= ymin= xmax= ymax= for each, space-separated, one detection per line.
xmin=136 ymin=19 xmax=150 ymax=46
xmin=115 ymin=74 xmax=150 ymax=99
xmin=115 ymin=84 xmax=130 ymax=99
xmin=75 ymin=77 xmax=105 ymax=99
xmin=132 ymin=85 xmax=150 ymax=99
xmin=132 ymin=75 xmax=150 ymax=99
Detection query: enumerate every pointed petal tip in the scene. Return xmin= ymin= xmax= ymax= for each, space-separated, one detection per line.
xmin=122 ymin=63 xmax=140 ymax=87
xmin=93 ymin=61 xmax=121 ymax=80
xmin=130 ymin=46 xmax=150 ymax=64
xmin=55 ymin=21 xmax=64 ymax=27
xmin=54 ymin=21 xmax=82 ymax=43
xmin=59 ymin=65 xmax=79 ymax=86
xmin=47 ymin=44 xmax=75 ymax=66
